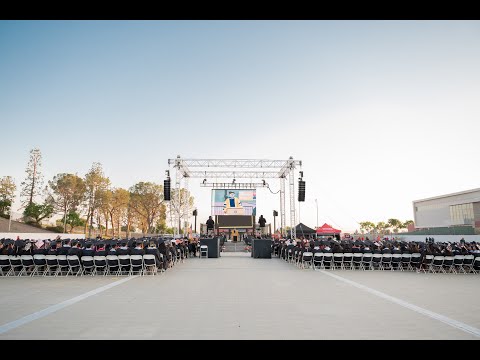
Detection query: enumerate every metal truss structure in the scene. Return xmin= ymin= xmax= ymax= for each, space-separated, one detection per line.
xmin=167 ymin=156 xmax=302 ymax=238
xmin=200 ymin=182 xmax=268 ymax=189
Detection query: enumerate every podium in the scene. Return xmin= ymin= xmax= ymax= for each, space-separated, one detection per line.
xmin=252 ymin=239 xmax=272 ymax=259
xmin=224 ymin=207 xmax=245 ymax=215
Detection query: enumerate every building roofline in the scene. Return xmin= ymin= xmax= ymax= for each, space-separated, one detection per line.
xmin=413 ymin=187 xmax=480 ymax=203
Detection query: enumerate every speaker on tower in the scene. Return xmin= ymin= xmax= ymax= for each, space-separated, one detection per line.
xmin=298 ymin=180 xmax=305 ymax=202
xmin=164 ymin=178 xmax=171 ymax=201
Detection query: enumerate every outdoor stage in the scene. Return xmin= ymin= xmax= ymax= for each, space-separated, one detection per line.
xmin=1 ymin=256 xmax=479 ymax=339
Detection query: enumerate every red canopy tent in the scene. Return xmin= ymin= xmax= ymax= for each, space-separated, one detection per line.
xmin=316 ymin=223 xmax=341 ymax=235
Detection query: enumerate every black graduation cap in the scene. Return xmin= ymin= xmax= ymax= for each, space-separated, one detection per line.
xmin=4 ymin=239 xmax=15 ymax=245
xmin=354 ymin=240 xmax=362 ymax=246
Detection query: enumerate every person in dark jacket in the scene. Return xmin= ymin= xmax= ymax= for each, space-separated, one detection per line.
xmin=116 ymin=241 xmax=130 ymax=256
xmin=130 ymin=241 xmax=145 ymax=256
xmin=68 ymin=241 xmax=83 ymax=257
xmin=82 ymin=242 xmax=95 ymax=257
xmin=145 ymin=241 xmax=163 ymax=269
xmin=57 ymin=239 xmax=72 ymax=256
xmin=94 ymin=242 xmax=107 ymax=257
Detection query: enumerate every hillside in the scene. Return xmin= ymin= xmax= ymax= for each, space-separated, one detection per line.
xmin=0 ymin=217 xmax=53 ymax=233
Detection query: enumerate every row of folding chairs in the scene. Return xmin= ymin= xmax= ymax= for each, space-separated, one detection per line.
xmin=421 ymin=255 xmax=479 ymax=274
xmin=0 ymin=254 xmax=163 ymax=277
xmin=282 ymin=251 xmax=479 ymax=274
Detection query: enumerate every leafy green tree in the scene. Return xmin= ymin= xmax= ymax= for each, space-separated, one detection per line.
xmin=0 ymin=176 xmax=17 ymax=216
xmin=387 ymin=218 xmax=402 ymax=233
xmin=65 ymin=211 xmax=86 ymax=233
xmin=20 ymin=148 xmax=44 ymax=207
xmin=129 ymin=182 xmax=165 ymax=235
xmin=23 ymin=202 xmax=54 ymax=226
xmin=84 ymin=163 xmax=110 ymax=237
xmin=49 ymin=173 xmax=86 ymax=232
xmin=375 ymin=221 xmax=388 ymax=234
xmin=359 ymin=221 xmax=376 ymax=233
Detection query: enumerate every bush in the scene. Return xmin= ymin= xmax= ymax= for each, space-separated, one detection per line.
xmin=45 ymin=225 xmax=64 ymax=233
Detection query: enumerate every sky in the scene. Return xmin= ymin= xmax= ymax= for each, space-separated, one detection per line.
xmin=1 ymin=20 xmax=479 ymax=232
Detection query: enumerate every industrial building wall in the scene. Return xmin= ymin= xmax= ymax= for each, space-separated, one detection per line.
xmin=413 ymin=189 xmax=480 ymax=228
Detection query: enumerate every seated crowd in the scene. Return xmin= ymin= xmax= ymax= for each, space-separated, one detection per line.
xmin=0 ymin=236 xmax=201 ymax=275
xmin=272 ymin=236 xmax=480 ymax=272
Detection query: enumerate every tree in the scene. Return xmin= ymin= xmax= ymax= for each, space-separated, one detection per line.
xmin=0 ymin=176 xmax=16 ymax=218
xmin=387 ymin=218 xmax=402 ymax=233
xmin=129 ymin=182 xmax=165 ymax=235
xmin=83 ymin=163 xmax=110 ymax=238
xmin=49 ymin=173 xmax=86 ymax=232
xmin=375 ymin=221 xmax=388 ymax=235
xmin=20 ymin=148 xmax=44 ymax=207
xmin=23 ymin=202 xmax=54 ymax=226
xmin=108 ymin=188 xmax=130 ymax=237
xmin=403 ymin=220 xmax=414 ymax=231
xmin=359 ymin=221 xmax=376 ymax=233
xmin=64 ymin=211 xmax=86 ymax=233
xmin=167 ymin=188 xmax=195 ymax=233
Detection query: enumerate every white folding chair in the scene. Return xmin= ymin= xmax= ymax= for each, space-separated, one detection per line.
xmin=443 ymin=256 xmax=455 ymax=273
xmin=422 ymin=255 xmax=434 ymax=273
xmin=372 ymin=254 xmax=382 ymax=270
xmin=106 ymin=255 xmax=120 ymax=276
xmin=381 ymin=253 xmax=393 ymax=271
xmin=143 ymin=254 xmax=158 ymax=276
xmin=431 ymin=256 xmax=445 ymax=273
xmin=0 ymin=255 xmax=11 ymax=276
xmin=19 ymin=255 xmax=35 ymax=276
xmin=391 ymin=254 xmax=402 ymax=271
xmin=301 ymin=252 xmax=313 ymax=269
xmin=410 ymin=253 xmax=422 ymax=271
xmin=66 ymin=255 xmax=83 ymax=276
xmin=56 ymin=255 xmax=69 ymax=276
xmin=452 ymin=255 xmax=465 ymax=274
xmin=129 ymin=255 xmax=144 ymax=276
xmin=313 ymin=252 xmax=324 ymax=270
xmin=118 ymin=255 xmax=131 ymax=275
xmin=462 ymin=255 xmax=475 ymax=273
xmin=32 ymin=254 xmax=47 ymax=276
xmin=333 ymin=253 xmax=344 ymax=270
xmin=352 ymin=253 xmax=363 ymax=270
xmin=81 ymin=256 xmax=95 ymax=276
xmin=362 ymin=253 xmax=373 ymax=271
xmin=400 ymin=253 xmax=412 ymax=271
xmin=93 ymin=256 xmax=108 ymax=276
xmin=8 ymin=255 xmax=23 ymax=276
xmin=469 ymin=256 xmax=479 ymax=274
xmin=45 ymin=255 xmax=59 ymax=276
xmin=322 ymin=253 xmax=333 ymax=269
xmin=342 ymin=253 xmax=353 ymax=270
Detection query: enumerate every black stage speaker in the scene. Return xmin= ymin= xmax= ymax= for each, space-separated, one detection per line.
xmin=298 ymin=180 xmax=305 ymax=202
xmin=199 ymin=237 xmax=220 ymax=258
xmin=164 ymin=179 xmax=171 ymax=200
xmin=252 ymin=239 xmax=272 ymax=259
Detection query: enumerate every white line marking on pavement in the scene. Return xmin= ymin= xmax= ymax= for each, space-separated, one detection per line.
xmin=319 ymin=270 xmax=480 ymax=338
xmin=0 ymin=276 xmax=137 ymax=335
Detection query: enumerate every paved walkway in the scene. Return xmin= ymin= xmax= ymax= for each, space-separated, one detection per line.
xmin=1 ymin=255 xmax=479 ymax=339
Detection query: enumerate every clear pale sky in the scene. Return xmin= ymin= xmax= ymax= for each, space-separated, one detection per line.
xmin=1 ymin=20 xmax=479 ymax=232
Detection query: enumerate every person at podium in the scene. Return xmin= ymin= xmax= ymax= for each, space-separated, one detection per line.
xmin=223 ymin=191 xmax=243 ymax=214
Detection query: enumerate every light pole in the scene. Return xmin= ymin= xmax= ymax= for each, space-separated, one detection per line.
xmin=315 ymin=199 xmax=318 ymax=229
